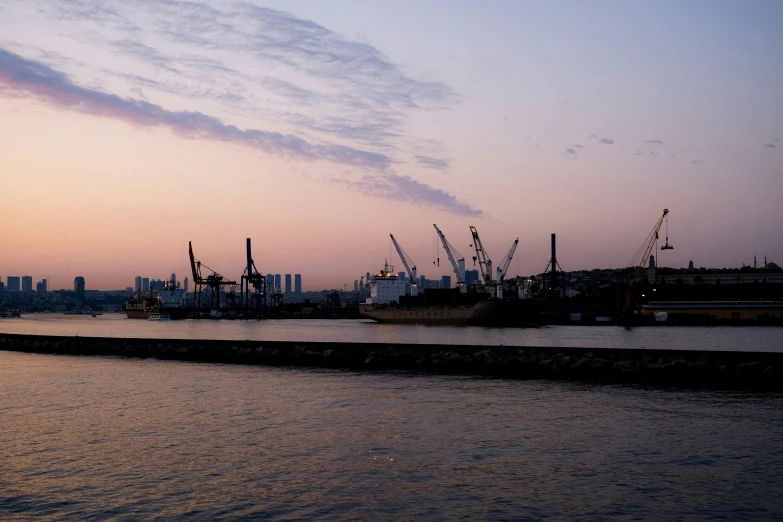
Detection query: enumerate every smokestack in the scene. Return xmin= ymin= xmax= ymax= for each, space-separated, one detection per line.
xmin=550 ymin=233 xmax=558 ymax=292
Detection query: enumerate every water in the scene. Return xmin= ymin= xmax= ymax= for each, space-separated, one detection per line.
xmin=1 ymin=313 xmax=782 ymax=352
xmin=1 ymin=350 xmax=781 ymax=520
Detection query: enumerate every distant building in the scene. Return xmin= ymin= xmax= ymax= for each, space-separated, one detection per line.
xmin=441 ymin=275 xmax=451 ymax=289
xmin=419 ymin=275 xmax=426 ymax=289
xmin=184 ymin=277 xmax=189 ymax=292
xmin=285 ymin=274 xmax=292 ymax=293
xmin=74 ymin=276 xmax=85 ymax=299
xmin=171 ymin=273 xmax=176 ymax=286
xmin=134 ymin=276 xmax=142 ymax=292
xmin=274 ymin=274 xmax=281 ymax=293
xmin=294 ymin=274 xmax=302 ymax=294
xmin=465 ymin=270 xmax=480 ymax=287
xmin=36 ymin=279 xmax=48 ymax=293
xmin=22 ymin=276 xmax=33 ymax=292
xmin=353 ymin=280 xmax=359 ymax=293
xmin=266 ymin=274 xmax=274 ymax=293
xmin=142 ymin=278 xmax=150 ymax=292
xmin=7 ymin=276 xmax=20 ymax=292
xmin=0 ymin=281 xmax=4 ymax=292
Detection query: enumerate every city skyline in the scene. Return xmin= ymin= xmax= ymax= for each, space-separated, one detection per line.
xmin=1 ymin=1 xmax=781 ymax=289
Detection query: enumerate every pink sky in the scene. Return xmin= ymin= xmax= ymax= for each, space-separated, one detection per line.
xmin=1 ymin=1 xmax=781 ymax=290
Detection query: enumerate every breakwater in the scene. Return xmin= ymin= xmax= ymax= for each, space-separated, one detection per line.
xmin=1 ymin=333 xmax=781 ymax=390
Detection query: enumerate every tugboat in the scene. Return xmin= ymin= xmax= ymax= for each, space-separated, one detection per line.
xmin=123 ymin=276 xmax=189 ymax=320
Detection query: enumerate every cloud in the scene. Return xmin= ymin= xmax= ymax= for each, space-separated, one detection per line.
xmin=0 ymin=47 xmax=391 ymax=169
xmin=633 ymin=149 xmax=644 ymax=156
xmin=333 ymin=174 xmax=482 ymax=217
xmin=646 ymin=139 xmax=664 ymax=145
xmin=589 ymin=134 xmax=597 ymax=139
xmin=599 ymin=138 xmax=614 ymax=145
xmin=571 ymin=144 xmax=583 ymax=149
xmin=764 ymin=143 xmax=776 ymax=148
xmin=6 ymin=0 xmax=457 ymax=155
xmin=649 ymin=151 xmax=659 ymax=156
xmin=690 ymin=160 xmax=701 ymax=164
xmin=564 ymin=148 xmax=578 ymax=158
xmin=415 ymin=155 xmax=450 ymax=170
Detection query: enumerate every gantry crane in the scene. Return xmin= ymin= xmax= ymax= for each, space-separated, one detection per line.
xmin=624 ymin=208 xmax=673 ymax=312
xmin=390 ymin=234 xmax=418 ymax=296
xmin=189 ymin=241 xmax=237 ymax=312
xmin=433 ymin=224 xmax=466 ymax=292
xmin=495 ymin=238 xmax=519 ymax=298
xmin=240 ymin=238 xmax=266 ymax=318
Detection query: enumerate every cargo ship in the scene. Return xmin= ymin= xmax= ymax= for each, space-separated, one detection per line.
xmin=358 ymin=263 xmax=537 ymax=326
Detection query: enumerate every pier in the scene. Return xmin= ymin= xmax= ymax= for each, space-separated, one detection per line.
xmin=1 ymin=333 xmax=781 ymax=391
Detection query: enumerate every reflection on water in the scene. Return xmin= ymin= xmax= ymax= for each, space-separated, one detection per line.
xmin=1 ymin=313 xmax=782 ymax=352
xmin=1 ymin=351 xmax=781 ymax=520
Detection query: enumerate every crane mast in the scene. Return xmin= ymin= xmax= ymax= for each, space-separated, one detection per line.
xmin=433 ymin=224 xmax=466 ymax=292
xmin=390 ymin=234 xmax=418 ymax=296
xmin=624 ymin=208 xmax=672 ymax=312
xmin=469 ymin=226 xmax=493 ymax=285
xmin=496 ymin=238 xmax=519 ymax=282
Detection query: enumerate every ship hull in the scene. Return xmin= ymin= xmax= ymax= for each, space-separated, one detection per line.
xmin=360 ymin=300 xmax=539 ymax=326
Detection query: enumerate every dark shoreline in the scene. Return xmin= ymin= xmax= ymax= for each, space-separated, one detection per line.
xmin=1 ymin=333 xmax=781 ymax=391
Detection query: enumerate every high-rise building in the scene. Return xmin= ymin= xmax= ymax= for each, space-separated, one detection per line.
xmin=419 ymin=275 xmax=426 ymax=289
xmin=465 ymin=269 xmax=480 ymax=287
xmin=170 ymin=273 xmax=177 ymax=285
xmin=284 ymin=274 xmax=292 ymax=294
xmin=441 ymin=275 xmax=452 ymax=289
xmin=266 ymin=274 xmax=274 ymax=293
xmin=142 ymin=278 xmax=150 ymax=291
xmin=134 ymin=276 xmax=142 ymax=292
xmin=184 ymin=277 xmax=189 ymax=292
xmin=353 ymin=280 xmax=359 ymax=292
xmin=7 ymin=276 xmax=20 ymax=292
xmin=398 ymin=271 xmax=406 ymax=281
xmin=22 ymin=276 xmax=33 ymax=292
xmin=36 ymin=279 xmax=48 ymax=293
xmin=294 ymin=274 xmax=302 ymax=294
xmin=0 ymin=281 xmax=4 ymax=292
xmin=74 ymin=276 xmax=85 ymax=299
xmin=274 ymin=274 xmax=281 ymax=293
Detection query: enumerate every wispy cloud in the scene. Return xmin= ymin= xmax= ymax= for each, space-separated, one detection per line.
xmin=571 ymin=144 xmax=583 ymax=149
xmin=332 ymin=173 xmax=482 ymax=217
xmin=599 ymin=138 xmax=614 ymax=145
xmin=645 ymin=139 xmax=664 ymax=145
xmin=564 ymin=148 xmax=578 ymax=158
xmin=0 ymin=47 xmax=391 ymax=169
xmin=764 ymin=142 xmax=776 ymax=148
xmin=633 ymin=149 xmax=644 ymax=156
xmin=1 ymin=46 xmax=482 ymax=216
xmin=22 ymin=0 xmax=457 ymax=157
xmin=690 ymin=160 xmax=701 ymax=164
xmin=415 ymin=155 xmax=450 ymax=170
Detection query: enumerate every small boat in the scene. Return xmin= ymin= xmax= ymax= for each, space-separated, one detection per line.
xmin=595 ymin=316 xmax=613 ymax=323
xmin=148 ymin=313 xmax=171 ymax=321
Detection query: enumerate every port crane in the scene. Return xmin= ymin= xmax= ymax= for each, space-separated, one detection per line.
xmin=469 ymin=226 xmax=519 ymax=298
xmin=189 ymin=241 xmax=237 ymax=312
xmin=469 ymin=225 xmax=493 ymax=286
xmin=433 ymin=224 xmax=466 ymax=292
xmin=624 ymin=208 xmax=673 ymax=312
xmin=390 ymin=234 xmax=418 ymax=296
xmin=240 ymin=238 xmax=266 ymax=318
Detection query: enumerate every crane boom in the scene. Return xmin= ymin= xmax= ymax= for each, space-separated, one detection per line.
xmin=390 ymin=234 xmax=418 ymax=295
xmin=496 ymin=238 xmax=519 ymax=281
xmin=433 ymin=224 xmax=466 ymax=292
xmin=469 ymin=226 xmax=493 ymax=285
xmin=624 ymin=208 xmax=671 ymax=311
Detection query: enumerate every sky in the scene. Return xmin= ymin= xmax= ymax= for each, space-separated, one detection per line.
xmin=1 ymin=0 xmax=781 ymax=290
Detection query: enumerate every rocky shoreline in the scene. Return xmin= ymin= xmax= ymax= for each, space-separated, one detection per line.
xmin=1 ymin=333 xmax=781 ymax=390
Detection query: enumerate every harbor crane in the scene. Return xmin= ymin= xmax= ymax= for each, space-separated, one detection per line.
xmin=470 ymin=226 xmax=519 ymax=298
xmin=240 ymin=238 xmax=266 ymax=318
xmin=433 ymin=224 xmax=466 ymax=292
xmin=624 ymin=208 xmax=673 ymax=312
xmin=469 ymin=225 xmax=494 ymax=286
xmin=189 ymin=241 xmax=237 ymax=312
xmin=390 ymin=234 xmax=418 ymax=296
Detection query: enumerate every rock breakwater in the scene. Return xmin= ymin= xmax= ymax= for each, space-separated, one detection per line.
xmin=1 ymin=333 xmax=781 ymax=390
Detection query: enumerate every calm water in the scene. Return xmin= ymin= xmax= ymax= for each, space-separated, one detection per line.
xmin=0 ymin=350 xmax=781 ymax=520
xmin=1 ymin=313 xmax=782 ymax=352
